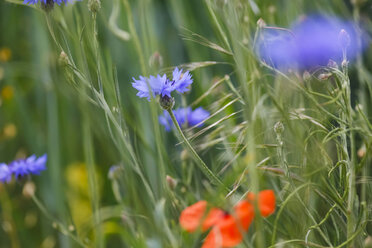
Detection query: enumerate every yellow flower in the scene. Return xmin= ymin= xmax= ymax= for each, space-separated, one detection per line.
xmin=3 ymin=123 xmax=17 ymax=139
xmin=1 ymin=85 xmax=14 ymax=101
xmin=0 ymin=48 xmax=12 ymax=62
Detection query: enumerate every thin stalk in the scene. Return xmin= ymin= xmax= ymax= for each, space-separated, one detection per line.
xmin=31 ymin=195 xmax=87 ymax=248
xmin=345 ymin=78 xmax=356 ymax=247
xmin=0 ymin=187 xmax=20 ymax=248
xmin=122 ymin=0 xmax=147 ymax=75
xmin=167 ymin=109 xmax=228 ymax=192
xmin=82 ymin=114 xmax=103 ymax=248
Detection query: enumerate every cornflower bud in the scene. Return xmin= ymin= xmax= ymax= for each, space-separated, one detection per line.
xmin=159 ymin=95 xmax=175 ymax=111
xmin=41 ymin=0 xmax=54 ymax=12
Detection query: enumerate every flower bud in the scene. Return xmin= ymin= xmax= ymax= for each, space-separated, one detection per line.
xmin=341 ymin=59 xmax=348 ymax=68
xmin=22 ymin=181 xmax=36 ymax=198
xmin=108 ymin=165 xmax=122 ymax=180
xmin=357 ymin=145 xmax=366 ymax=158
xmin=318 ymin=73 xmax=332 ymax=81
xmin=88 ymin=0 xmax=101 ymax=13
xmin=327 ymin=59 xmax=338 ymax=69
xmin=365 ymin=236 xmax=372 ymax=248
xmin=339 ymin=29 xmax=350 ymax=49
xmin=59 ymin=51 xmax=70 ymax=67
xmin=149 ymin=51 xmax=163 ymax=70
xmin=159 ymin=95 xmax=175 ymax=110
xmin=302 ymin=71 xmax=311 ymax=81
xmin=181 ymin=149 xmax=189 ymax=161
xmin=166 ymin=175 xmax=177 ymax=190
xmin=257 ymin=18 xmax=267 ymax=28
xmin=41 ymin=0 xmax=54 ymax=12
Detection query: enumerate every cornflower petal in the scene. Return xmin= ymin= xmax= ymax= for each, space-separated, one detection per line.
xmin=10 ymin=160 xmax=29 ymax=178
xmin=159 ymin=107 xmax=209 ymax=131
xmin=132 ymin=76 xmax=152 ymax=100
xmin=188 ymin=107 xmax=210 ymax=127
xmin=173 ymin=67 xmax=193 ymax=93
xmin=0 ymin=163 xmax=12 ymax=183
xmin=28 ymin=154 xmax=47 ymax=175
xmin=9 ymin=154 xmax=47 ymax=178
xmin=23 ymin=0 xmax=73 ymax=4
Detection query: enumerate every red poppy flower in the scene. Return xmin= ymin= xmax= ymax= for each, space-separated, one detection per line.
xmin=179 ymin=190 xmax=276 ymax=248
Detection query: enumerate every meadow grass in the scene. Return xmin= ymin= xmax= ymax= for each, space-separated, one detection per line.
xmin=0 ymin=0 xmax=372 ymax=247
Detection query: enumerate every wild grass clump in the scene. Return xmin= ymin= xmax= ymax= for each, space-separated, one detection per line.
xmin=0 ymin=0 xmax=371 ymax=247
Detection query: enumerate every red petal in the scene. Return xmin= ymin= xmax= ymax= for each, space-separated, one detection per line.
xmin=202 ymin=215 xmax=243 ymax=248
xmin=179 ymin=200 xmax=207 ymax=232
xmin=258 ymin=190 xmax=276 ymax=217
xmin=234 ymin=200 xmax=254 ymax=230
xmin=202 ymin=208 xmax=225 ymax=231
xmin=247 ymin=190 xmax=276 ymax=217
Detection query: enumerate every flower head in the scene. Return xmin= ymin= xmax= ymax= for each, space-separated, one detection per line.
xmin=9 ymin=154 xmax=47 ymax=179
xmin=258 ymin=15 xmax=367 ymax=69
xmin=180 ymin=190 xmax=276 ymax=248
xmin=23 ymin=0 xmax=72 ymax=5
xmin=159 ymin=107 xmax=209 ymax=131
xmin=0 ymin=163 xmax=12 ymax=183
xmin=132 ymin=67 xmax=193 ymax=101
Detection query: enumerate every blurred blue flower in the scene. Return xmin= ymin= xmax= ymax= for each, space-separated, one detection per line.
xmin=10 ymin=154 xmax=47 ymax=178
xmin=0 ymin=163 xmax=12 ymax=183
xmin=24 ymin=0 xmax=71 ymax=5
xmin=159 ymin=107 xmax=209 ymax=131
xmin=132 ymin=68 xmax=193 ymax=101
xmin=108 ymin=165 xmax=122 ymax=180
xmin=257 ymin=15 xmax=367 ymax=69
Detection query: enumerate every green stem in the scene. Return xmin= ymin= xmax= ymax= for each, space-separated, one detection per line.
xmin=167 ymin=109 xmax=228 ymax=192
xmin=345 ymin=78 xmax=356 ymax=247
xmin=122 ymin=0 xmax=147 ymax=75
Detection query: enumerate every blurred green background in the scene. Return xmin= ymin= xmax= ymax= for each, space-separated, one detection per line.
xmin=1 ymin=0 xmax=372 ymax=247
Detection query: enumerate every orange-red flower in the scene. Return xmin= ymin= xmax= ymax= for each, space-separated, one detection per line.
xmin=247 ymin=189 xmax=276 ymax=217
xmin=179 ymin=190 xmax=276 ymax=248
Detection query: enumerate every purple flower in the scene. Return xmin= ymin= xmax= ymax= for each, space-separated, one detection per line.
xmin=9 ymin=154 xmax=47 ymax=178
xmin=132 ymin=68 xmax=193 ymax=101
xmin=172 ymin=67 xmax=193 ymax=93
xmin=257 ymin=15 xmax=367 ymax=69
xmin=159 ymin=107 xmax=210 ymax=131
xmin=0 ymin=163 xmax=12 ymax=183
xmin=23 ymin=0 xmax=72 ymax=5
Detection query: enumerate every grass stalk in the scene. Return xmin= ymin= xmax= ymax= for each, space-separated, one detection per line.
xmin=167 ymin=109 xmax=228 ymax=191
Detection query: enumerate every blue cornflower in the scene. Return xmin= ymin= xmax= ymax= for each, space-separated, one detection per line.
xmin=10 ymin=154 xmax=47 ymax=178
xmin=24 ymin=0 xmax=71 ymax=5
xmin=132 ymin=67 xmax=193 ymax=101
xmin=257 ymin=15 xmax=367 ymax=69
xmin=0 ymin=163 xmax=12 ymax=183
xmin=159 ymin=107 xmax=210 ymax=131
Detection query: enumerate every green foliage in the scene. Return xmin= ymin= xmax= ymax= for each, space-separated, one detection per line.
xmin=0 ymin=0 xmax=371 ymax=247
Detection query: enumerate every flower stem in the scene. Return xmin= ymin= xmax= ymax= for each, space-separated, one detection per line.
xmin=345 ymin=79 xmax=356 ymax=247
xmin=167 ymin=109 xmax=228 ymax=191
